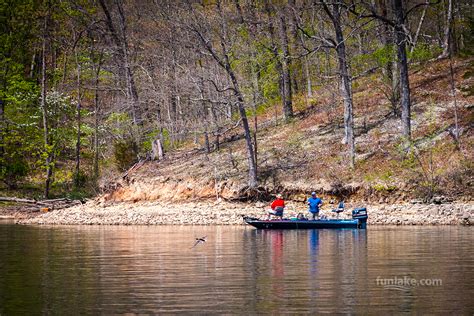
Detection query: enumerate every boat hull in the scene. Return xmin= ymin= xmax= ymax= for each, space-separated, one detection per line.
xmin=244 ymin=217 xmax=366 ymax=229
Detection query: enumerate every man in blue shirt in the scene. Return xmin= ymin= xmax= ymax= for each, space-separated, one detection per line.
xmin=307 ymin=192 xmax=323 ymax=220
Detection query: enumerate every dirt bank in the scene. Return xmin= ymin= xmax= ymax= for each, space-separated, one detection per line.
xmin=18 ymin=200 xmax=473 ymax=226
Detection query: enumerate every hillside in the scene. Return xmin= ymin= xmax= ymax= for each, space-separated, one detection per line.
xmin=102 ymin=57 xmax=474 ymax=205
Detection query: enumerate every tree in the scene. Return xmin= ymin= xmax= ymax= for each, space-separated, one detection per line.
xmin=187 ymin=1 xmax=258 ymax=188
xmin=40 ymin=5 xmax=53 ymax=198
xmin=348 ymin=0 xmax=439 ymax=142
xmin=0 ymin=1 xmax=38 ymax=188
xmin=393 ymin=0 xmax=412 ymax=141
xmin=264 ymin=2 xmax=294 ymax=122
xmin=98 ymin=0 xmax=141 ymax=126
xmin=439 ymin=0 xmax=454 ymax=58
xmin=276 ymin=5 xmax=294 ymax=121
xmin=321 ymin=0 xmax=355 ymax=168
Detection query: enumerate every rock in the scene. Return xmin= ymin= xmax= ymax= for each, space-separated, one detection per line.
xmin=431 ymin=196 xmax=444 ymax=204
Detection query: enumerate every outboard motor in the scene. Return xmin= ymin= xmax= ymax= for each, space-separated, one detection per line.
xmin=352 ymin=207 xmax=368 ymax=229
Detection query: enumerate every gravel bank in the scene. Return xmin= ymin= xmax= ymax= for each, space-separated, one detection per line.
xmin=17 ymin=200 xmax=473 ymax=226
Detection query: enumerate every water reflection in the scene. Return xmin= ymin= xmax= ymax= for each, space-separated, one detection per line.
xmin=0 ymin=224 xmax=472 ymax=314
xmin=250 ymin=229 xmax=370 ymax=314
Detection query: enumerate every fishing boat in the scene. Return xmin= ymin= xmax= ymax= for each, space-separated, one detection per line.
xmin=243 ymin=207 xmax=368 ymax=229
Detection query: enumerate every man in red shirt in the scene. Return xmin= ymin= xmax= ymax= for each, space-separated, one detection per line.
xmin=268 ymin=194 xmax=285 ymax=219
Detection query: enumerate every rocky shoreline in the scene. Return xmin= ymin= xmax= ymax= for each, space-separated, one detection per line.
xmin=11 ymin=200 xmax=473 ymax=226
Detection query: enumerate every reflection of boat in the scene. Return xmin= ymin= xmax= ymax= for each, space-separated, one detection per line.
xmin=244 ymin=208 xmax=368 ymax=229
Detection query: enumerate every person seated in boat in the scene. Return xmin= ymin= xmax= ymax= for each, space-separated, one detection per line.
xmin=268 ymin=194 xmax=285 ymax=219
xmin=307 ymin=192 xmax=323 ymax=220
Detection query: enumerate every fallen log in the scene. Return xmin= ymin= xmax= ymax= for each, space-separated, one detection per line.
xmin=42 ymin=198 xmax=70 ymax=203
xmin=0 ymin=196 xmax=82 ymax=210
xmin=122 ymin=158 xmax=148 ymax=180
xmin=0 ymin=197 xmax=50 ymax=206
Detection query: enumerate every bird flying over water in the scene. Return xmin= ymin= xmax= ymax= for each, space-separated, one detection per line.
xmin=191 ymin=236 xmax=207 ymax=248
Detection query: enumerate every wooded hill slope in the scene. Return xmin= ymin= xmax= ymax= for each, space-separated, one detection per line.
xmin=104 ymin=57 xmax=474 ymax=204
xmin=1 ymin=1 xmax=473 ymax=204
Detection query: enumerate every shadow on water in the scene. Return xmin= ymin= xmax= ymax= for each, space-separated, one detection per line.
xmin=0 ymin=224 xmax=472 ymax=314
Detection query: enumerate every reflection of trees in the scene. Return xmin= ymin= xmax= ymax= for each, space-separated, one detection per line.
xmin=0 ymin=225 xmax=102 ymax=314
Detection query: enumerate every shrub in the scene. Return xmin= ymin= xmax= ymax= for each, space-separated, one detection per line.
xmin=73 ymin=170 xmax=88 ymax=187
xmin=0 ymin=158 xmax=29 ymax=189
xmin=113 ymin=139 xmax=138 ymax=172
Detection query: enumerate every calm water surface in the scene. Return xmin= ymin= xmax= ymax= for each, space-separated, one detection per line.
xmin=0 ymin=221 xmax=472 ymax=314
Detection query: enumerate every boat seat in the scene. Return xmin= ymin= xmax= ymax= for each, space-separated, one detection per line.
xmin=331 ymin=201 xmax=345 ymax=218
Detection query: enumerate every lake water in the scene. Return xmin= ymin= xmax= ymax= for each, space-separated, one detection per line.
xmin=0 ymin=221 xmax=472 ymax=314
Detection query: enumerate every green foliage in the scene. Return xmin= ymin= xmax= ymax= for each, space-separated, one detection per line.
xmin=105 ymin=112 xmax=134 ymax=139
xmin=259 ymin=60 xmax=280 ymax=101
xmin=460 ymin=16 xmax=474 ymax=55
xmin=0 ymin=158 xmax=29 ymax=189
xmin=372 ymin=44 xmax=396 ymax=66
xmin=364 ymin=169 xmax=397 ymax=193
xmin=73 ymin=170 xmax=88 ymax=187
xmin=0 ymin=67 xmax=42 ymax=188
xmin=113 ymin=138 xmax=138 ymax=172
xmin=65 ymin=188 xmax=92 ymax=201
xmin=142 ymin=129 xmax=170 ymax=152
xmin=408 ymin=43 xmax=441 ymax=63
xmin=462 ymin=61 xmax=474 ymax=96
xmin=372 ymin=183 xmax=396 ymax=192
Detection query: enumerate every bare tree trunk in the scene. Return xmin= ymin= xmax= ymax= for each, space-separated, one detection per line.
xmin=277 ymin=11 xmax=294 ymax=121
xmin=448 ymin=53 xmax=460 ymax=148
xmin=169 ymin=59 xmax=178 ymax=147
xmin=74 ymin=46 xmax=82 ymax=187
xmin=391 ymin=60 xmax=400 ymax=116
xmin=124 ymin=48 xmax=140 ymax=124
xmin=323 ymin=1 xmax=355 ymax=168
xmin=197 ymin=76 xmax=211 ymax=153
xmin=0 ymin=62 xmax=6 ymax=163
xmin=155 ymin=105 xmax=165 ymax=158
xmin=440 ymin=0 xmax=454 ymax=58
xmin=0 ymin=99 xmax=4 ymax=163
xmin=41 ymin=13 xmax=52 ymax=198
xmin=29 ymin=52 xmax=36 ymax=78
xmin=98 ymin=0 xmax=141 ymax=125
xmin=410 ymin=4 xmax=428 ymax=54
xmin=190 ymin=2 xmax=258 ymax=187
xmin=377 ymin=0 xmax=400 ymax=115
xmin=209 ymin=2 xmax=257 ymax=186
xmin=265 ymin=2 xmax=286 ymax=124
xmin=93 ymin=51 xmax=103 ymax=180
xmin=230 ymin=72 xmax=258 ymax=187
xmin=304 ymin=56 xmax=312 ymax=98
xmin=394 ymin=0 xmax=412 ymax=141
xmin=116 ymin=1 xmax=140 ymax=125
xmin=151 ymin=139 xmax=164 ymax=160
xmin=252 ymin=59 xmax=260 ymax=172
xmin=204 ymin=130 xmax=210 ymax=153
